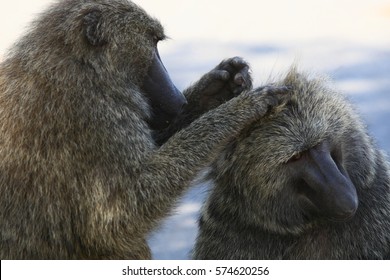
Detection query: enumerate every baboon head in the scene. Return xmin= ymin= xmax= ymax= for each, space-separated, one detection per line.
xmin=16 ymin=0 xmax=185 ymax=129
xmin=211 ymin=69 xmax=365 ymax=235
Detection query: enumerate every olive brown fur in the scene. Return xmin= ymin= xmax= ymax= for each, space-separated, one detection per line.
xmin=0 ymin=0 xmax=288 ymax=259
xmin=193 ymin=68 xmax=390 ymax=260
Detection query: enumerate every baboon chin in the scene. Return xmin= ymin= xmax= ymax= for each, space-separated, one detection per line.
xmin=193 ymin=68 xmax=390 ymax=260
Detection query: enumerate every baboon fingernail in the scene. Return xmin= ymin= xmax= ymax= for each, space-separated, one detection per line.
xmin=234 ymin=74 xmax=244 ymax=85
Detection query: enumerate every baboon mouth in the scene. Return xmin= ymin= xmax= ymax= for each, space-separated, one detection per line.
xmin=298 ymin=195 xmax=357 ymax=223
xmin=325 ymin=209 xmax=357 ymax=223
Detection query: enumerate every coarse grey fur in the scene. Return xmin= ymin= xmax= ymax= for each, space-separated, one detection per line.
xmin=193 ymin=68 xmax=390 ymax=260
xmin=0 ymin=0 xmax=288 ymax=259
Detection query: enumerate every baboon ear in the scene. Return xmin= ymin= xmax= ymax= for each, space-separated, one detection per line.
xmin=83 ymin=9 xmax=107 ymax=47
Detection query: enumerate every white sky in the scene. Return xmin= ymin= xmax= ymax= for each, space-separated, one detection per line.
xmin=1 ymin=0 xmax=389 ymax=58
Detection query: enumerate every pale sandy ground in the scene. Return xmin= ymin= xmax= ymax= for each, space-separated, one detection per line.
xmin=1 ymin=0 xmax=389 ymax=259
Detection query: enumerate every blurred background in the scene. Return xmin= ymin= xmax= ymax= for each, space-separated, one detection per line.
xmin=1 ymin=0 xmax=389 ymax=259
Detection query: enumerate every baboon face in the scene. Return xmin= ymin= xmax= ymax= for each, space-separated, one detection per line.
xmin=285 ymin=140 xmax=358 ymax=222
xmin=216 ymin=76 xmax=359 ymax=234
xmin=34 ymin=0 xmax=185 ymax=129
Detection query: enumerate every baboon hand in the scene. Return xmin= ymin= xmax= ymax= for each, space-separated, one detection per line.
xmin=198 ymin=57 xmax=253 ymax=110
xmin=214 ymin=56 xmax=253 ymax=95
xmin=245 ymin=85 xmax=291 ymax=118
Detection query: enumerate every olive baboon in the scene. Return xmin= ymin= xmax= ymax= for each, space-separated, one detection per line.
xmin=193 ymin=69 xmax=390 ymax=259
xmin=0 ymin=0 xmax=288 ymax=259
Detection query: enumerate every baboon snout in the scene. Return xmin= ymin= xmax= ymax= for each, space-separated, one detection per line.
xmin=142 ymin=50 xmax=187 ymax=129
xmin=291 ymin=141 xmax=359 ymax=222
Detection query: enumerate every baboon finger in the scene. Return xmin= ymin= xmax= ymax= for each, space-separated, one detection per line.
xmin=250 ymin=85 xmax=292 ymax=114
xmin=217 ymin=57 xmax=249 ymax=75
xmin=233 ymin=66 xmax=252 ymax=86
xmin=230 ymin=56 xmax=249 ymax=70
xmin=253 ymin=85 xmax=292 ymax=99
xmin=213 ymin=70 xmax=230 ymax=81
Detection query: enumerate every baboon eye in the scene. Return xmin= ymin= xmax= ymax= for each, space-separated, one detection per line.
xmin=288 ymin=152 xmax=303 ymax=163
xmin=151 ymin=33 xmax=164 ymax=45
xmin=147 ymin=32 xmax=160 ymax=45
xmin=153 ymin=35 xmax=160 ymax=44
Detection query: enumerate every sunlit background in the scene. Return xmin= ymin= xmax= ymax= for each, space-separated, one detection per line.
xmin=1 ymin=0 xmax=390 ymax=259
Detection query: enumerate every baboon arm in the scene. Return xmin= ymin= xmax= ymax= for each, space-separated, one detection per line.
xmin=136 ymin=89 xmax=284 ymax=227
xmin=152 ymin=88 xmax=205 ymax=146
